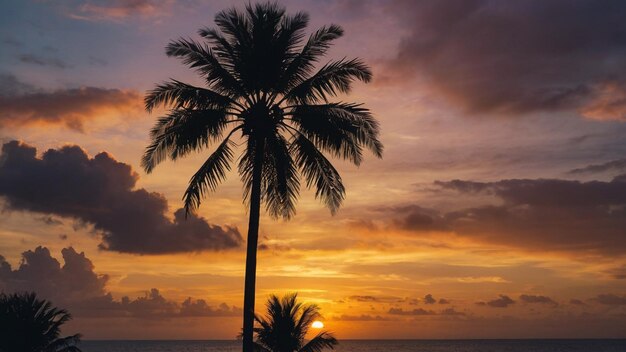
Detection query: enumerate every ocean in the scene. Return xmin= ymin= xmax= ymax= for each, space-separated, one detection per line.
xmin=79 ymin=339 xmax=626 ymax=352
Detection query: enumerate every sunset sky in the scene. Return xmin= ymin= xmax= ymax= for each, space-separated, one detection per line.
xmin=1 ymin=0 xmax=626 ymax=340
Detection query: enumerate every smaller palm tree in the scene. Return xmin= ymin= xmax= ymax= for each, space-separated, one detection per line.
xmin=0 ymin=292 xmax=82 ymax=352
xmin=253 ymin=294 xmax=337 ymax=352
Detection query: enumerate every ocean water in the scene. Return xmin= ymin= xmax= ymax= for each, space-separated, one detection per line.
xmin=79 ymin=339 xmax=626 ymax=352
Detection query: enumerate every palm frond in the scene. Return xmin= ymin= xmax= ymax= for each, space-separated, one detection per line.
xmin=262 ymin=133 xmax=300 ymax=219
xmin=298 ymin=332 xmax=338 ymax=352
xmin=277 ymin=25 xmax=344 ymax=94
xmin=0 ymin=293 xmax=82 ymax=352
xmin=290 ymin=133 xmax=345 ymax=214
xmin=166 ymin=38 xmax=245 ymax=97
xmin=214 ymin=7 xmax=252 ymax=47
xmin=142 ymin=108 xmax=230 ymax=173
xmin=183 ymin=134 xmax=237 ymax=215
xmin=288 ymin=102 xmax=383 ymax=165
xmin=285 ymin=58 xmax=371 ymax=104
xmin=145 ymin=80 xmax=233 ymax=113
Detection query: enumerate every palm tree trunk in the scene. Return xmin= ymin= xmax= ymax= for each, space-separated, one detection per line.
xmin=242 ymin=137 xmax=265 ymax=352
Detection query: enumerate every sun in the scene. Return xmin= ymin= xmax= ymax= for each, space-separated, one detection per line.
xmin=311 ymin=321 xmax=324 ymax=329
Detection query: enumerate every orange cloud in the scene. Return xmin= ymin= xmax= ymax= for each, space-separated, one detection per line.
xmin=580 ymin=81 xmax=626 ymax=121
xmin=0 ymin=78 xmax=142 ymax=131
xmin=67 ymin=0 xmax=174 ymax=21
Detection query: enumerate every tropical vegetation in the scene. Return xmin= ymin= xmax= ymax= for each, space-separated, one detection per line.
xmin=0 ymin=292 xmax=82 ymax=352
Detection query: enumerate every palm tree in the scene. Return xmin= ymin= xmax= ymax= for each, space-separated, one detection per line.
xmin=142 ymin=3 xmax=382 ymax=351
xmin=0 ymin=292 xmax=82 ymax=352
xmin=253 ymin=294 xmax=337 ymax=352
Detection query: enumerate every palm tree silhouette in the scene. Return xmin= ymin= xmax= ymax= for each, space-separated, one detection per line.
xmin=142 ymin=3 xmax=382 ymax=350
xmin=253 ymin=294 xmax=337 ymax=352
xmin=0 ymin=292 xmax=82 ymax=352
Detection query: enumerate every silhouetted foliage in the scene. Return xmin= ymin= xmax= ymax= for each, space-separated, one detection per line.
xmin=254 ymin=294 xmax=337 ymax=352
xmin=143 ymin=2 xmax=381 ymax=351
xmin=0 ymin=292 xmax=82 ymax=352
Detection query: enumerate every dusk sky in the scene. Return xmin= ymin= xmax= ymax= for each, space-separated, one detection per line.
xmin=1 ymin=0 xmax=626 ymax=340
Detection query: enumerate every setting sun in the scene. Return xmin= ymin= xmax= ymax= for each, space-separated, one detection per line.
xmin=311 ymin=321 xmax=324 ymax=329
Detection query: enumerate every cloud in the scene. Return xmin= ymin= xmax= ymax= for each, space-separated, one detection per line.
xmin=519 ymin=294 xmax=558 ymax=306
xmin=569 ymin=299 xmax=586 ymax=306
xmin=346 ymin=295 xmax=403 ymax=304
xmin=568 ymin=159 xmax=626 ymax=175
xmin=179 ymin=299 xmax=241 ymax=317
xmin=18 ymin=53 xmax=70 ymax=69
xmin=605 ymin=265 xmax=626 ymax=279
xmin=333 ymin=314 xmax=391 ymax=321
xmin=394 ymin=206 xmax=448 ymax=232
xmin=440 ymin=308 xmax=465 ymax=316
xmin=384 ymin=0 xmax=626 ymax=118
xmin=392 ymin=176 xmax=626 ymax=255
xmin=477 ymin=295 xmax=515 ymax=308
xmin=0 ymin=75 xmax=141 ymax=131
xmin=0 ymin=246 xmax=240 ymax=318
xmin=423 ymin=294 xmax=436 ymax=304
xmin=0 ymin=246 xmax=107 ymax=305
xmin=67 ymin=0 xmax=174 ymax=21
xmin=388 ymin=307 xmax=436 ymax=316
xmin=0 ymin=141 xmax=242 ymax=254
xmin=592 ymin=294 xmax=626 ymax=306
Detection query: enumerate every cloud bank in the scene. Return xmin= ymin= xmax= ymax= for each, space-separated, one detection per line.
xmin=0 ymin=246 xmax=241 ymax=318
xmin=385 ymin=0 xmax=626 ymax=119
xmin=0 ymin=75 xmax=141 ymax=131
xmin=392 ymin=176 xmax=626 ymax=255
xmin=0 ymin=141 xmax=242 ymax=254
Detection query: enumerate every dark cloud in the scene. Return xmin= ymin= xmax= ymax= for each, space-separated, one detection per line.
xmin=423 ymin=294 xmax=436 ymax=304
xmin=568 ymin=159 xmax=626 ymax=175
xmin=333 ymin=314 xmax=391 ymax=321
xmin=0 ymin=246 xmax=240 ymax=318
xmin=440 ymin=308 xmax=465 ymax=316
xmin=477 ymin=295 xmax=515 ymax=308
xmin=569 ymin=299 xmax=586 ymax=306
xmin=393 ymin=176 xmax=626 ymax=255
xmin=18 ymin=53 xmax=70 ymax=69
xmin=37 ymin=216 xmax=63 ymax=226
xmin=394 ymin=207 xmax=448 ymax=232
xmin=384 ymin=0 xmax=626 ymax=119
xmin=0 ymin=141 xmax=242 ymax=254
xmin=388 ymin=307 xmax=436 ymax=316
xmin=179 ymin=299 xmax=241 ymax=317
xmin=0 ymin=75 xmax=141 ymax=131
xmin=347 ymin=295 xmax=401 ymax=303
xmin=258 ymin=238 xmax=292 ymax=252
xmin=0 ymin=246 xmax=107 ymax=305
xmin=605 ymin=265 xmax=626 ymax=279
xmin=592 ymin=294 xmax=626 ymax=306
xmin=519 ymin=294 xmax=558 ymax=306
xmin=388 ymin=308 xmax=437 ymax=315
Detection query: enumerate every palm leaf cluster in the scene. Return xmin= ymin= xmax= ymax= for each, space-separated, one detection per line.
xmin=0 ymin=292 xmax=82 ymax=352
xmin=142 ymin=2 xmax=383 ymax=218
xmin=254 ymin=294 xmax=337 ymax=352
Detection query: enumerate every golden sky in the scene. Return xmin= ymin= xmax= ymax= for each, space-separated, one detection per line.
xmin=1 ymin=0 xmax=626 ymax=340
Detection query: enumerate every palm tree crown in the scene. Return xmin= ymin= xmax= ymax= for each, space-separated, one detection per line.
xmin=142 ymin=2 xmax=383 ymax=218
xmin=0 ymin=292 xmax=82 ymax=352
xmin=254 ymin=294 xmax=337 ymax=352
xmin=142 ymin=3 xmax=381 ymax=351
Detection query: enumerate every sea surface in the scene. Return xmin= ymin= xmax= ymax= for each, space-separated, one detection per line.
xmin=80 ymin=339 xmax=626 ymax=352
